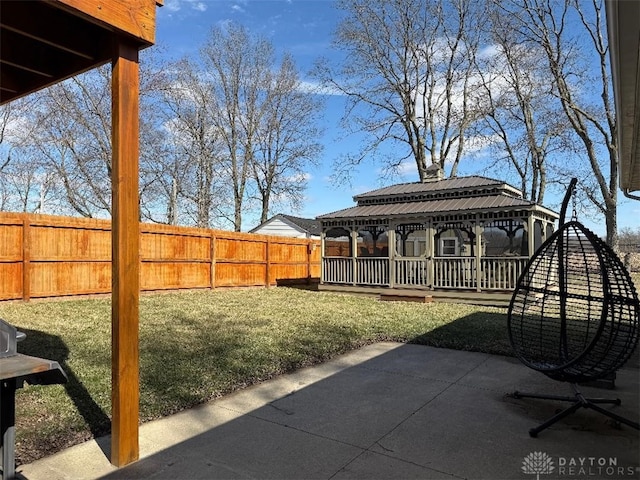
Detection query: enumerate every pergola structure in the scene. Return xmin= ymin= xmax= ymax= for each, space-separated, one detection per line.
xmin=318 ymin=172 xmax=558 ymax=293
xmin=0 ymin=0 xmax=162 ymax=467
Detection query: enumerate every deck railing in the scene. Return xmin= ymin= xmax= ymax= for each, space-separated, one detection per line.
xmin=433 ymin=257 xmax=477 ymax=289
xmin=323 ymin=257 xmax=353 ymax=284
xmin=322 ymin=255 xmax=530 ymax=291
xmin=480 ymin=257 xmax=528 ymax=290
xmin=394 ymin=257 xmax=428 ymax=287
xmin=356 ymin=257 xmax=389 ymax=286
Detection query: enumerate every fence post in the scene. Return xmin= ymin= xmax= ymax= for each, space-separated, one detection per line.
xmin=210 ymin=233 xmax=216 ymax=290
xmin=265 ymin=238 xmax=271 ymax=288
xmin=307 ymin=240 xmax=312 ymax=284
xmin=22 ymin=215 xmax=31 ymax=302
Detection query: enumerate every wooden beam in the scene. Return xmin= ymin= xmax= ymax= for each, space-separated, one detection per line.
xmin=53 ymin=0 xmax=159 ymax=45
xmin=111 ymin=39 xmax=140 ymax=468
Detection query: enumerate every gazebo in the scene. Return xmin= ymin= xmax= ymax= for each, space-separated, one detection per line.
xmin=317 ymin=169 xmax=559 ymax=293
xmin=1 ymin=0 xmax=162 ymax=468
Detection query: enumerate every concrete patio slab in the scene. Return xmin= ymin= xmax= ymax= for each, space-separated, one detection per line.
xmin=15 ymin=342 xmax=640 ymax=480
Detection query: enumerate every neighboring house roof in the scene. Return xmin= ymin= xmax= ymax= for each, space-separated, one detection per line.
xmin=317 ymin=175 xmax=558 ymax=224
xmin=250 ymin=214 xmax=322 ymax=237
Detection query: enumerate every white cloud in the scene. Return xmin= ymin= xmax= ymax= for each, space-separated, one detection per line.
xmin=297 ymin=79 xmax=344 ymax=96
xmin=397 ymin=160 xmax=415 ymax=176
xmin=478 ymin=44 xmax=501 ymax=60
xmin=2 ymin=113 xmax=35 ymax=146
xmin=163 ymin=0 xmax=181 ymax=12
xmin=287 ymin=172 xmax=312 ymax=183
xmin=352 ymin=184 xmax=374 ymax=195
xmin=162 ymin=0 xmax=208 ymax=13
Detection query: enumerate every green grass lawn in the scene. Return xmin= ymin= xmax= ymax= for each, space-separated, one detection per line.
xmin=0 ymin=288 xmax=510 ymax=465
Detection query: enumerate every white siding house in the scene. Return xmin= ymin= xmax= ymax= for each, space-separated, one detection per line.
xmin=250 ymin=214 xmax=321 ymax=239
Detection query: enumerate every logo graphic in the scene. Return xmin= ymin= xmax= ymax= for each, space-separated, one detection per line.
xmin=522 ymin=452 xmax=555 ymax=480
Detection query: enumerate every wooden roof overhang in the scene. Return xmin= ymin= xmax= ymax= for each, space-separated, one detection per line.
xmin=1 ymin=0 xmax=160 ymax=104
xmin=1 ymin=0 xmax=162 ymax=468
xmin=606 ymin=0 xmax=640 ymax=195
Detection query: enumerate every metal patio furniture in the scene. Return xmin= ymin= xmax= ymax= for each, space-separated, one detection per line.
xmin=508 ymin=178 xmax=640 ymax=437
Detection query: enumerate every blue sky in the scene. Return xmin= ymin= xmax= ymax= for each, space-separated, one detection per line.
xmin=155 ymin=0 xmax=638 ymax=235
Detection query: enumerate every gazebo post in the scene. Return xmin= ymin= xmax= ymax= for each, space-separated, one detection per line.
xmin=527 ymin=215 xmax=536 ymax=259
xmin=351 ymin=227 xmax=358 ymax=285
xmin=427 ymin=220 xmax=435 ymax=289
xmin=320 ymin=230 xmax=326 ymax=285
xmin=111 ymin=39 xmax=141 ymax=467
xmin=474 ymin=215 xmax=482 ymax=292
xmin=388 ymin=227 xmax=396 ymax=288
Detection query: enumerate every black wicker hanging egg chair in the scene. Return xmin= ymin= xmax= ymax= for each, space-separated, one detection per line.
xmin=508 ymin=178 xmax=640 ymax=437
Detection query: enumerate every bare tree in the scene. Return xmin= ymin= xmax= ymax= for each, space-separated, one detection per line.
xmin=252 ymin=54 xmax=323 ymax=223
xmin=29 ymin=68 xmax=113 ymax=217
xmin=475 ymin=8 xmax=567 ymax=203
xmin=197 ymin=23 xmax=322 ymax=231
xmin=148 ymin=57 xmax=231 ymax=228
xmin=314 ymin=0 xmax=485 ymax=182
xmin=0 ymin=98 xmax=56 ymax=212
xmin=199 ymin=23 xmax=271 ymax=231
xmin=499 ymin=0 xmax=619 ymax=247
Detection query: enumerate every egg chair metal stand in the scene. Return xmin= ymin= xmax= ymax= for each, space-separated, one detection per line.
xmin=507 ymin=178 xmax=640 ymax=437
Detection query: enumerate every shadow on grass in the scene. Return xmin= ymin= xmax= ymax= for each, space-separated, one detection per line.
xmin=17 ymin=328 xmax=111 ymax=446
xmin=409 ymin=311 xmax=514 ymax=357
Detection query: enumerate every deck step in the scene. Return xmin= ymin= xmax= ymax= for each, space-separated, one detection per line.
xmin=379 ymin=293 xmax=433 ymax=303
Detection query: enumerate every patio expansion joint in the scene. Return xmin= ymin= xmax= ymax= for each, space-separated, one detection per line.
xmin=242 ymin=407 xmax=367 ymax=451
xmin=363 ymin=378 xmax=460 ymax=463
xmin=327 ymin=447 xmax=468 ymax=480
xmin=355 ymin=363 xmax=459 ymax=386
xmin=363 ymin=355 xmax=497 ymax=464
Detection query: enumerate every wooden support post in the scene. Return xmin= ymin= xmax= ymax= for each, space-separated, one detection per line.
xmin=111 ymin=40 xmax=140 ymax=468
xmin=22 ymin=216 xmax=31 ymax=302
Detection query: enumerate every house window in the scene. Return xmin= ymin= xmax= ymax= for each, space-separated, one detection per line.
xmin=440 ymin=238 xmax=459 ymax=256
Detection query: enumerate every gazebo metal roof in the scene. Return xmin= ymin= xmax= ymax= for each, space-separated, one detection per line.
xmin=319 ymin=194 xmax=555 ymax=221
xmin=353 ymin=176 xmax=521 ymax=201
xmin=318 ymin=176 xmax=558 ymax=224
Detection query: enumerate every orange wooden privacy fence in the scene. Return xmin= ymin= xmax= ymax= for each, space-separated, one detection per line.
xmin=0 ymin=212 xmax=321 ymax=301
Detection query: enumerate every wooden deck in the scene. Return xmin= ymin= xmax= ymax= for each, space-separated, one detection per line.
xmin=317 ymin=284 xmax=513 ymax=308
